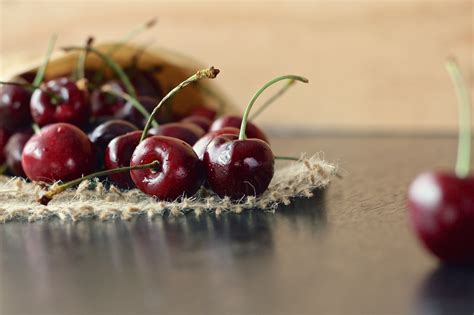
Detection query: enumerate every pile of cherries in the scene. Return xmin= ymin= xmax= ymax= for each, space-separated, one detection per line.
xmin=0 ymin=36 xmax=308 ymax=206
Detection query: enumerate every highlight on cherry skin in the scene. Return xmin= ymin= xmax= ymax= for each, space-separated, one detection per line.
xmin=407 ymin=58 xmax=473 ymax=265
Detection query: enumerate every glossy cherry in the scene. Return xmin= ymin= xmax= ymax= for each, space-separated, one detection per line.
xmin=181 ymin=115 xmax=213 ymax=132
xmin=128 ymin=67 xmax=219 ymax=199
xmin=210 ymin=115 xmax=268 ymax=143
xmin=204 ymin=134 xmax=274 ymax=199
xmin=4 ymin=130 xmax=32 ymax=177
xmin=0 ymin=84 xmax=32 ymax=131
xmin=104 ymin=130 xmax=142 ymax=188
xmin=193 ymin=126 xmax=240 ymax=160
xmin=22 ymin=123 xmax=95 ymax=182
xmin=30 ymin=77 xmax=90 ymax=127
xmin=407 ymin=59 xmax=474 ymax=265
xmin=148 ymin=122 xmax=205 ymax=146
xmin=91 ymin=80 xmax=127 ymax=118
xmin=408 ymin=173 xmax=474 ymax=264
xmin=130 ymin=136 xmax=204 ymax=200
xmin=89 ymin=119 xmax=138 ymax=160
xmin=203 ymin=75 xmax=308 ymax=200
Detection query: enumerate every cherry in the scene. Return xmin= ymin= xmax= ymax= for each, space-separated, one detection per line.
xmin=127 ymin=67 xmax=219 ymax=199
xmin=181 ymin=115 xmax=213 ymax=132
xmin=408 ymin=173 xmax=474 ymax=264
xmin=104 ymin=131 xmax=142 ymax=188
xmin=30 ymin=77 xmax=91 ymax=127
xmin=204 ymin=74 xmax=308 ymax=200
xmin=89 ymin=119 xmax=138 ymax=155
xmin=0 ymin=83 xmax=32 ymax=131
xmin=4 ymin=130 xmax=32 ymax=177
xmin=408 ymin=58 xmax=474 ymax=265
xmin=148 ymin=122 xmax=205 ymax=146
xmin=193 ymin=126 xmax=240 ymax=160
xmin=130 ymin=136 xmax=204 ymax=200
xmin=91 ymin=80 xmax=127 ymax=118
xmin=0 ymin=128 xmax=10 ymax=165
xmin=210 ymin=115 xmax=268 ymax=143
xmin=22 ymin=123 xmax=95 ymax=182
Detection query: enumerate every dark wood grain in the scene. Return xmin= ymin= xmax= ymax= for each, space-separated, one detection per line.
xmin=0 ymin=135 xmax=473 ymax=315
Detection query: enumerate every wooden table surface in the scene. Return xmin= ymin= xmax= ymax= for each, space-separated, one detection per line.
xmin=1 ymin=135 xmax=473 ymax=315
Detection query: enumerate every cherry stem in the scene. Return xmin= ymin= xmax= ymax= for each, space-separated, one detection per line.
xmin=62 ymin=46 xmax=137 ymax=99
xmin=38 ymin=160 xmax=160 ymax=205
xmin=32 ymin=34 xmax=58 ymax=87
xmin=275 ymin=156 xmax=299 ymax=161
xmin=239 ymin=75 xmax=308 ymax=140
xmin=31 ymin=123 xmax=41 ymax=135
xmin=140 ymin=67 xmax=220 ymax=142
xmin=75 ymin=37 xmax=94 ymax=81
xmin=101 ymin=85 xmax=159 ymax=129
xmin=0 ymin=81 xmax=61 ymax=103
xmin=250 ymin=79 xmax=296 ymax=121
xmin=446 ymin=58 xmax=471 ymax=178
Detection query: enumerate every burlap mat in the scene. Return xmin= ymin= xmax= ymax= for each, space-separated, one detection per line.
xmin=0 ymin=154 xmax=336 ymax=223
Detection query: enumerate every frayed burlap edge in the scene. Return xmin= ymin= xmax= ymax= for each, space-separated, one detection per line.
xmin=0 ymin=153 xmax=337 ymax=223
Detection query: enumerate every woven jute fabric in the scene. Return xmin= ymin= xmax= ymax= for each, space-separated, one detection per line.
xmin=0 ymin=154 xmax=336 ymax=223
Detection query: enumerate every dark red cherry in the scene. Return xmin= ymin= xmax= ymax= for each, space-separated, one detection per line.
xmin=0 ymin=84 xmax=32 ymax=131
xmin=193 ymin=127 xmax=240 ymax=160
xmin=4 ymin=130 xmax=32 ymax=177
xmin=203 ymin=134 xmax=274 ymax=200
xmin=22 ymin=123 xmax=95 ymax=182
xmin=88 ymin=119 xmax=138 ymax=163
xmin=0 ymin=128 xmax=10 ymax=165
xmin=408 ymin=172 xmax=474 ymax=264
xmin=148 ymin=122 xmax=205 ymax=146
xmin=104 ymin=131 xmax=142 ymax=188
xmin=181 ymin=115 xmax=212 ymax=132
xmin=210 ymin=115 xmax=268 ymax=143
xmin=91 ymin=80 xmax=127 ymax=118
xmin=190 ymin=106 xmax=216 ymax=120
xmin=130 ymin=136 xmax=204 ymax=200
xmin=30 ymin=77 xmax=90 ymax=127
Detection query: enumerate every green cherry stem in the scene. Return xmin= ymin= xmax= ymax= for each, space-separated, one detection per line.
xmin=239 ymin=75 xmax=309 ymax=140
xmin=140 ymin=67 xmax=220 ymax=142
xmin=446 ymin=58 xmax=471 ymax=178
xmin=32 ymin=34 xmax=58 ymax=87
xmin=101 ymin=85 xmax=159 ymax=129
xmin=31 ymin=123 xmax=41 ymax=135
xmin=250 ymin=79 xmax=296 ymax=121
xmin=62 ymin=46 xmax=137 ymax=99
xmin=75 ymin=37 xmax=94 ymax=81
xmin=38 ymin=160 xmax=160 ymax=205
xmin=275 ymin=156 xmax=299 ymax=161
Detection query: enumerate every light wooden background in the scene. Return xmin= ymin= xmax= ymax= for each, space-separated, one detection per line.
xmin=1 ymin=0 xmax=472 ymax=134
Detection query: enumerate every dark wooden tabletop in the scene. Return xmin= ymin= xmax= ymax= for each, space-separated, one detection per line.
xmin=1 ymin=135 xmax=473 ymax=315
